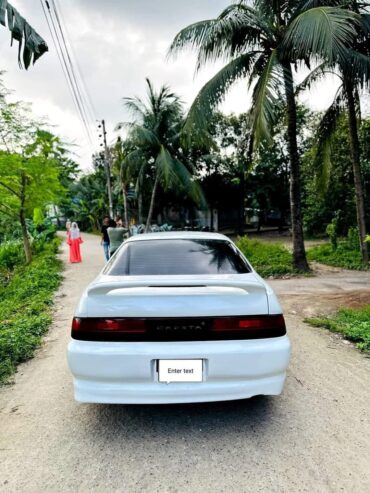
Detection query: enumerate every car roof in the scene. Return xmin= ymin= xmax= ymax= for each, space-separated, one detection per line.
xmin=125 ymin=231 xmax=231 ymax=243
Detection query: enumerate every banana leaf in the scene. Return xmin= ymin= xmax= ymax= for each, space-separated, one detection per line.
xmin=1 ymin=0 xmax=48 ymax=69
xmin=0 ymin=0 xmax=6 ymax=26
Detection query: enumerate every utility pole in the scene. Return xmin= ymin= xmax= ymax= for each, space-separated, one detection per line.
xmin=100 ymin=119 xmax=114 ymax=218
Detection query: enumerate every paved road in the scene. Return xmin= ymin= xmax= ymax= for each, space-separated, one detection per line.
xmin=1 ymin=233 xmax=370 ymax=493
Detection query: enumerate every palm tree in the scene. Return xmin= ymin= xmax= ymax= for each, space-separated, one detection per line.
xmin=0 ymin=1 xmax=48 ymax=68
xmin=299 ymin=3 xmax=370 ymax=265
xmin=119 ymin=79 xmax=204 ymax=232
xmin=169 ymin=0 xmax=361 ymax=272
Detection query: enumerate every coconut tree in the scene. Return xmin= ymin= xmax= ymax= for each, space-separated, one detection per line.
xmin=0 ymin=1 xmax=48 ymax=68
xmin=169 ymin=0 xmax=361 ymax=271
xmin=119 ymin=78 xmax=204 ymax=232
xmin=299 ymin=4 xmax=370 ymax=265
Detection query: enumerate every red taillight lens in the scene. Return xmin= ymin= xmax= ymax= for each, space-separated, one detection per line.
xmin=71 ymin=315 xmax=286 ymax=341
xmin=72 ymin=317 xmax=81 ymax=331
xmin=71 ymin=317 xmax=146 ymax=339
xmin=212 ymin=315 xmax=286 ymax=335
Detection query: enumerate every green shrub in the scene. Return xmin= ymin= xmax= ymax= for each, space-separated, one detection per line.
xmin=0 ymin=242 xmax=62 ymax=384
xmin=347 ymin=227 xmax=360 ymax=251
xmin=236 ymin=237 xmax=294 ymax=277
xmin=0 ymin=240 xmax=24 ymax=270
xmin=308 ymin=242 xmax=364 ymax=270
xmin=306 ymin=306 xmax=370 ymax=353
xmin=326 ymin=215 xmax=340 ymax=251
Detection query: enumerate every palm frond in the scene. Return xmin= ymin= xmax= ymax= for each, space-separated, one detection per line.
xmin=283 ymin=7 xmax=360 ymax=64
xmin=194 ymin=4 xmax=270 ymax=70
xmin=312 ymin=85 xmax=345 ymax=192
xmin=155 ymin=145 xmax=180 ymax=190
xmin=169 ymin=3 xmax=270 ymax=72
xmin=182 ymin=52 xmax=258 ymax=147
xmin=343 ymin=49 xmax=370 ymax=87
xmin=249 ymin=49 xmax=282 ymax=148
xmin=292 ymin=0 xmax=344 ymax=18
xmin=296 ymin=62 xmax=339 ymax=94
xmin=168 ymin=19 xmax=217 ymax=57
xmin=129 ymin=125 xmax=161 ymax=150
xmin=122 ymin=97 xmax=147 ymax=121
xmin=171 ymin=157 xmax=207 ymax=207
xmin=123 ymin=148 xmax=148 ymax=175
xmin=1 ymin=2 xmax=48 ymax=69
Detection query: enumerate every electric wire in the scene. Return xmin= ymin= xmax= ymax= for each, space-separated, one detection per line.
xmin=39 ymin=0 xmax=82 ymax=125
xmin=39 ymin=0 xmax=94 ymax=147
xmin=53 ymin=0 xmax=97 ymax=124
xmin=48 ymin=0 xmax=95 ymax=137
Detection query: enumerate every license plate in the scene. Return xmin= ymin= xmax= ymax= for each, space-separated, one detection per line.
xmin=158 ymin=359 xmax=203 ymax=383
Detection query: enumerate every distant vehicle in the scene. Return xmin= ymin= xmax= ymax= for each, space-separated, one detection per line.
xmin=67 ymin=232 xmax=291 ymax=404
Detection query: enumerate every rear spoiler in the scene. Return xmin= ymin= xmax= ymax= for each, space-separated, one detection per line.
xmin=87 ymin=278 xmax=267 ymax=296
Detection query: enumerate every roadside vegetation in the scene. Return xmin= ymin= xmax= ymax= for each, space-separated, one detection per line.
xmin=308 ymin=243 xmax=364 ymax=270
xmin=0 ymin=82 xmax=77 ymax=384
xmin=306 ymin=306 xmax=370 ymax=353
xmin=0 ymin=226 xmax=61 ymax=384
xmin=237 ymin=237 xmax=294 ymax=278
xmin=308 ymin=225 xmax=368 ymax=270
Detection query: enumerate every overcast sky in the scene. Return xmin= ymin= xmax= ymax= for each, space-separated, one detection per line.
xmin=0 ymin=0 xmax=342 ymax=169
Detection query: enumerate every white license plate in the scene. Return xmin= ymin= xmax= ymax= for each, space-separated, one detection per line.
xmin=158 ymin=359 xmax=203 ymax=383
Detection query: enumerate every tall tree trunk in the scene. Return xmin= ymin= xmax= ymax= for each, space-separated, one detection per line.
xmin=237 ymin=167 xmax=245 ymax=235
xmin=345 ymin=84 xmax=369 ymax=265
xmin=138 ymin=192 xmax=143 ymax=225
xmin=283 ymin=64 xmax=309 ymax=272
xmin=145 ymin=174 xmax=159 ymax=233
xmin=122 ymin=182 xmax=131 ymax=237
xmin=20 ymin=172 xmax=32 ymax=264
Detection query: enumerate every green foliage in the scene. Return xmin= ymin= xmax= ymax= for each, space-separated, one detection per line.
xmin=347 ymin=227 xmax=360 ymax=250
xmin=308 ymin=242 xmax=364 ymax=270
xmin=236 ymin=237 xmax=294 ymax=277
xmin=0 ymin=240 xmax=61 ymax=383
xmin=32 ymin=207 xmax=44 ymax=227
xmin=0 ymin=239 xmax=24 ymax=270
xmin=302 ymin=115 xmax=364 ymax=237
xmin=326 ymin=215 xmax=340 ymax=251
xmin=119 ymin=79 xmax=205 ymax=230
xmin=170 ymin=1 xmax=359 ymax=148
xmin=306 ymin=306 xmax=370 ymax=353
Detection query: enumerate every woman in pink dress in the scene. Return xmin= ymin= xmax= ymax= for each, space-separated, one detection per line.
xmin=67 ymin=222 xmax=83 ymax=263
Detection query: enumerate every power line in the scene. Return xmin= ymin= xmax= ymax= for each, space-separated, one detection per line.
xmin=53 ymin=0 xmax=97 ymax=123
xmin=48 ymin=0 xmax=95 ymax=134
xmin=39 ymin=0 xmax=94 ymax=147
xmin=45 ymin=0 xmax=93 ymax=145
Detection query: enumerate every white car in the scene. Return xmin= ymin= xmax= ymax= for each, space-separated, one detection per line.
xmin=67 ymin=232 xmax=291 ymax=404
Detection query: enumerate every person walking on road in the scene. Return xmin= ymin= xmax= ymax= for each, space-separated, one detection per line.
xmin=107 ymin=217 xmax=128 ymax=256
xmin=101 ymin=216 xmax=112 ymax=261
xmin=67 ymin=222 xmax=83 ymax=263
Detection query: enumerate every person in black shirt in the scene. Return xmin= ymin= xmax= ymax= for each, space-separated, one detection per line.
xmin=101 ymin=216 xmax=111 ymax=261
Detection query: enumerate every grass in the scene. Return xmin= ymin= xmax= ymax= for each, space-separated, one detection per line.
xmin=0 ymin=239 xmax=62 ymax=384
xmin=307 ymin=242 xmax=366 ymax=270
xmin=306 ymin=306 xmax=370 ymax=353
xmin=236 ymin=236 xmax=294 ymax=277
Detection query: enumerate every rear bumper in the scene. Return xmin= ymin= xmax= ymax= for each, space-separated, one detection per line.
xmin=67 ymin=336 xmax=291 ymax=404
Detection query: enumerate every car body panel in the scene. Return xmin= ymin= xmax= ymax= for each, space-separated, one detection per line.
xmin=68 ymin=336 xmax=291 ymax=404
xmin=67 ymin=232 xmax=290 ymax=404
xmin=77 ymin=274 xmax=270 ymax=318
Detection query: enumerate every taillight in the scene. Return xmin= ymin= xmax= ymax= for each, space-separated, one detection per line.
xmin=71 ymin=317 xmax=146 ymax=340
xmin=212 ymin=315 xmax=286 ymax=336
xmin=71 ymin=315 xmax=286 ymax=341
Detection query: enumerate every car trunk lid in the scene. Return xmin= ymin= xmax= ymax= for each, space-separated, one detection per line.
xmin=85 ymin=274 xmax=268 ymax=318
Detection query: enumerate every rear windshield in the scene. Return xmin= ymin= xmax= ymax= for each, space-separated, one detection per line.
xmin=105 ymin=239 xmax=251 ymax=276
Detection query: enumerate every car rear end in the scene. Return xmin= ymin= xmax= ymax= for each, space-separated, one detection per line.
xmin=67 ymin=234 xmax=291 ymax=404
